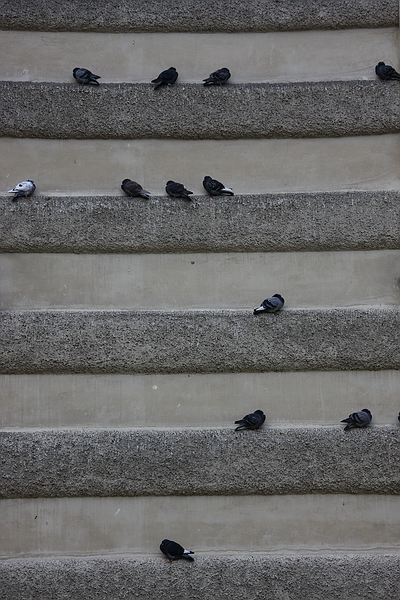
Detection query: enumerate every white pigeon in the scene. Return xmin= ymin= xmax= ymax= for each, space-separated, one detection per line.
xmin=8 ymin=180 xmax=36 ymax=201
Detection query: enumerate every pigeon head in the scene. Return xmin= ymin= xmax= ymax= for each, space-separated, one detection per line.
xmin=361 ymin=409 xmax=372 ymax=416
xmin=272 ymin=294 xmax=284 ymax=300
xmin=169 ymin=67 xmax=177 ymax=71
xmin=166 ymin=180 xmax=175 ymax=185
xmin=122 ymin=179 xmax=131 ymax=185
xmin=377 ymin=61 xmax=385 ymax=66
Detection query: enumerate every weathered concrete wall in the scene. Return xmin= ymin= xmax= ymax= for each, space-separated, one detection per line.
xmin=1 ymin=428 xmax=399 ymax=497
xmin=0 ymin=0 xmax=397 ymax=32
xmin=1 ymin=309 xmax=399 ymax=374
xmin=1 ymin=192 xmax=399 ymax=253
xmin=2 ymin=81 xmax=400 ymax=139
xmin=0 ymin=555 xmax=399 ymax=600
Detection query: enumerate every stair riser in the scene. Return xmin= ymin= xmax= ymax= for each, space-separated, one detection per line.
xmin=1 ymin=428 xmax=399 ymax=497
xmin=1 ymin=309 xmax=399 ymax=374
xmin=1 ymin=250 xmax=399 ymax=310
xmin=1 ymin=193 xmax=399 ymax=253
xmin=1 ymin=495 xmax=400 ymax=557
xmin=1 ymin=136 xmax=399 ymax=196
xmin=1 ymin=554 xmax=399 ymax=600
xmin=1 ymin=371 xmax=400 ymax=428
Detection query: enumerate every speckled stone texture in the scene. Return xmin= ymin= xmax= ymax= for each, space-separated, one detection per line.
xmin=1 ymin=81 xmax=399 ymax=139
xmin=1 ymin=427 xmax=400 ymax=498
xmin=1 ymin=309 xmax=399 ymax=374
xmin=1 ymin=191 xmax=399 ymax=253
xmin=0 ymin=0 xmax=397 ymax=32
xmin=1 ymin=555 xmax=399 ymax=599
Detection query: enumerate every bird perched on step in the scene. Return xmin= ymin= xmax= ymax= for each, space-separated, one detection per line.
xmin=375 ymin=61 xmax=400 ymax=81
xmin=234 ymin=410 xmax=266 ymax=431
xmin=203 ymin=176 xmax=234 ymax=196
xmin=8 ymin=180 xmax=36 ymax=201
xmin=341 ymin=409 xmax=372 ymax=431
xmin=203 ymin=68 xmax=231 ymax=86
xmin=151 ymin=67 xmax=178 ymax=89
xmin=121 ymin=179 xmax=150 ymax=199
xmin=253 ymin=294 xmax=284 ymax=315
xmin=73 ymin=68 xmax=101 ymax=85
xmin=166 ymin=180 xmax=193 ymax=200
xmin=160 ymin=539 xmax=194 ymax=562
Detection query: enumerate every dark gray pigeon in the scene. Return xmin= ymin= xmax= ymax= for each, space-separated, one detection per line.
xmin=398 ymin=412 xmax=400 ymax=422
xmin=73 ymin=68 xmax=101 ymax=85
xmin=160 ymin=539 xmax=194 ymax=562
xmin=375 ymin=62 xmax=400 ymax=81
xmin=151 ymin=67 xmax=178 ymax=89
xmin=341 ymin=409 xmax=372 ymax=431
xmin=121 ymin=179 xmax=150 ymax=199
xmin=235 ymin=410 xmax=265 ymax=431
xmin=203 ymin=68 xmax=231 ymax=86
xmin=254 ymin=294 xmax=284 ymax=315
xmin=166 ymin=180 xmax=193 ymax=200
xmin=8 ymin=179 xmax=36 ymax=201
xmin=203 ymin=176 xmax=233 ymax=196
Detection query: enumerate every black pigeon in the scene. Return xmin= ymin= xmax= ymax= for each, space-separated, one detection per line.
xmin=73 ymin=68 xmax=101 ymax=85
xmin=8 ymin=180 xmax=36 ymax=201
xmin=235 ymin=410 xmax=266 ymax=431
xmin=160 ymin=539 xmax=194 ymax=562
xmin=166 ymin=180 xmax=193 ymax=200
xmin=203 ymin=176 xmax=234 ymax=196
xmin=375 ymin=62 xmax=400 ymax=81
xmin=203 ymin=68 xmax=231 ymax=86
xmin=151 ymin=67 xmax=178 ymax=89
xmin=254 ymin=294 xmax=284 ymax=315
xmin=121 ymin=179 xmax=150 ymax=199
xmin=341 ymin=409 xmax=372 ymax=431
xmin=398 ymin=412 xmax=400 ymax=423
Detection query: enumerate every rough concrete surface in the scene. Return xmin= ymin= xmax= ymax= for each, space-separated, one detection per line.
xmin=1 ymin=192 xmax=399 ymax=253
xmin=0 ymin=0 xmax=397 ymax=32
xmin=0 ymin=555 xmax=400 ymax=599
xmin=0 ymin=308 xmax=399 ymax=374
xmin=1 ymin=427 xmax=399 ymax=497
xmin=2 ymin=81 xmax=400 ymax=139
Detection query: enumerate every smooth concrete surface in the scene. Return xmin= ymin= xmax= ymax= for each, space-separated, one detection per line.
xmin=1 ymin=29 xmax=399 ymax=84
xmin=1 ymin=555 xmax=400 ymax=600
xmin=1 ymin=192 xmax=399 ymax=253
xmin=3 ymin=80 xmax=400 ymax=140
xmin=1 ymin=250 xmax=399 ymax=310
xmin=1 ymin=309 xmax=399 ymax=374
xmin=0 ymin=0 xmax=397 ymax=32
xmin=1 ymin=371 xmax=400 ymax=428
xmin=1 ymin=135 xmax=399 ymax=196
xmin=1 ymin=428 xmax=400 ymax=498
xmin=1 ymin=495 xmax=400 ymax=557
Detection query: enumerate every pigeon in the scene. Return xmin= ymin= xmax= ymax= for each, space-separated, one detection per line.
xmin=8 ymin=180 xmax=36 ymax=201
xmin=73 ymin=68 xmax=101 ymax=85
xmin=234 ymin=410 xmax=266 ymax=431
xmin=160 ymin=539 xmax=194 ymax=562
xmin=203 ymin=176 xmax=234 ymax=196
xmin=375 ymin=62 xmax=400 ymax=81
xmin=165 ymin=180 xmax=193 ymax=200
xmin=151 ymin=67 xmax=178 ymax=89
xmin=253 ymin=294 xmax=284 ymax=315
xmin=341 ymin=409 xmax=372 ymax=431
xmin=203 ymin=68 xmax=231 ymax=86
xmin=398 ymin=412 xmax=400 ymax=423
xmin=121 ymin=179 xmax=150 ymax=199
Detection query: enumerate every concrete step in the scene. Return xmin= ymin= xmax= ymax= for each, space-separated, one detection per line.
xmin=1 ymin=250 xmax=399 ymax=310
xmin=1 ymin=428 xmax=399 ymax=497
xmin=1 ymin=308 xmax=399 ymax=375
xmin=0 ymin=0 xmax=396 ymax=33
xmin=1 ymin=135 xmax=399 ymax=197
xmin=1 ymin=29 xmax=398 ymax=84
xmin=2 ymin=192 xmax=399 ymax=253
xmin=1 ymin=371 xmax=400 ymax=428
xmin=2 ymin=80 xmax=399 ymax=140
xmin=1 ymin=553 xmax=399 ymax=600
xmin=1 ymin=494 xmax=400 ymax=558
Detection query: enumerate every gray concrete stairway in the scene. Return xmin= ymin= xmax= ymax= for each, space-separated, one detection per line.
xmin=1 ymin=1 xmax=400 ymax=598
